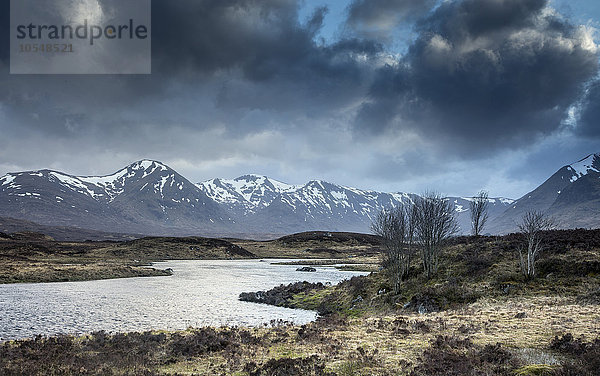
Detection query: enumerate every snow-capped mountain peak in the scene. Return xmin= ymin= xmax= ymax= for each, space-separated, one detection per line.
xmin=197 ymin=174 xmax=299 ymax=213
xmin=77 ymin=160 xmax=173 ymax=201
xmin=567 ymin=153 xmax=600 ymax=182
xmin=0 ymin=160 xmax=228 ymax=235
xmin=0 ymin=160 xmax=203 ymax=206
xmin=233 ymin=174 xmax=297 ymax=192
xmin=2 ymin=154 xmax=599 ymax=237
xmin=197 ymin=178 xmax=245 ymax=205
xmin=81 ymin=160 xmax=168 ymax=184
xmin=231 ymin=174 xmax=297 ymax=203
xmin=0 ymin=169 xmax=107 ymax=201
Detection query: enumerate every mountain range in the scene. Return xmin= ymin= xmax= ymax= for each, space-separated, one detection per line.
xmin=0 ymin=154 xmax=598 ymax=238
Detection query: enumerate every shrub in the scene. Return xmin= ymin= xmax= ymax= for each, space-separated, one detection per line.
xmin=243 ymin=355 xmax=335 ymax=376
xmin=549 ymin=334 xmax=600 ymax=376
xmin=410 ymin=336 xmax=518 ymax=376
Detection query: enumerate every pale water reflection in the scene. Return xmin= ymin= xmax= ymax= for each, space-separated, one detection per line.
xmin=0 ymin=259 xmax=367 ymax=340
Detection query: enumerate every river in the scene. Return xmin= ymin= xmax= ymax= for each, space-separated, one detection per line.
xmin=0 ymin=259 xmax=367 ymax=340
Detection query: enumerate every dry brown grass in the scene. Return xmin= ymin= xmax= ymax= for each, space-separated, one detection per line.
xmin=0 ymin=258 xmax=170 ymax=283
xmin=231 ymin=231 xmax=381 ymax=260
xmin=156 ymin=296 xmax=600 ymax=375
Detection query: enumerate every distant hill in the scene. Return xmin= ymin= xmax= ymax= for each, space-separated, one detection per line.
xmin=0 ymin=160 xmax=233 ymax=236
xmin=489 ymin=153 xmax=600 ymax=233
xmin=0 ymin=216 xmax=141 ymax=241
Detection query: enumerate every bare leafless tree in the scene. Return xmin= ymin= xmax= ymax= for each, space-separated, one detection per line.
xmin=413 ymin=192 xmax=459 ymax=279
xmin=517 ymin=211 xmax=555 ymax=279
xmin=470 ymin=190 xmax=489 ymax=237
xmin=406 ymin=202 xmax=418 ymax=267
xmin=371 ymin=203 xmax=416 ymax=293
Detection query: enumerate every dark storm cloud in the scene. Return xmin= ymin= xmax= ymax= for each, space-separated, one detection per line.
xmin=346 ymin=0 xmax=436 ymax=38
xmin=578 ymin=80 xmax=600 ymax=138
xmin=214 ymin=36 xmax=382 ymax=115
xmin=0 ymin=1 xmax=8 ymax=63
xmin=0 ymin=0 xmax=384 ymax=141
xmin=422 ymin=0 xmax=547 ymax=38
xmin=1 ymin=0 xmax=599 ymax=198
xmin=4 ymin=0 xmax=592 ymax=148
xmin=151 ymin=0 xmax=301 ymax=75
xmin=151 ymin=0 xmax=379 ymax=84
xmin=354 ymin=0 xmax=599 ymax=154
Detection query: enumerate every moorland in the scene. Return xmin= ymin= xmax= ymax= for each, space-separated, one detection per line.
xmin=1 ymin=229 xmax=599 ymax=375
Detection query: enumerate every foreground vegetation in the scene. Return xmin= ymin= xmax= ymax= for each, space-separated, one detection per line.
xmin=1 ymin=229 xmax=599 ymax=374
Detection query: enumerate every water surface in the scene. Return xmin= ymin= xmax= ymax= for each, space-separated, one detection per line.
xmin=0 ymin=259 xmax=367 ymax=340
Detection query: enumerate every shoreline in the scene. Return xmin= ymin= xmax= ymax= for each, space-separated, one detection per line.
xmin=0 ymin=262 xmax=173 ymax=284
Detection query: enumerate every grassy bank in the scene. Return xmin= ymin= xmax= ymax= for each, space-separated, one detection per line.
xmin=244 ymin=229 xmax=600 ymax=317
xmin=0 ymin=259 xmax=171 ymax=284
xmin=230 ymin=231 xmax=382 ymax=259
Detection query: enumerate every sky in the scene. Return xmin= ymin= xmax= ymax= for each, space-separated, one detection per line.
xmin=0 ymin=0 xmax=599 ymax=198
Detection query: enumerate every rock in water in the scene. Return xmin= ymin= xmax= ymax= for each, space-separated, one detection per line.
xmin=296 ymin=266 xmax=317 ymax=272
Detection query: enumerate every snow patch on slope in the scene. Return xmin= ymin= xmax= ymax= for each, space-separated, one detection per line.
xmin=0 ymin=174 xmax=16 ymax=187
xmin=197 ymin=179 xmax=241 ymax=205
xmin=567 ymin=154 xmax=599 ymax=182
xmin=49 ymin=172 xmax=102 ymax=199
